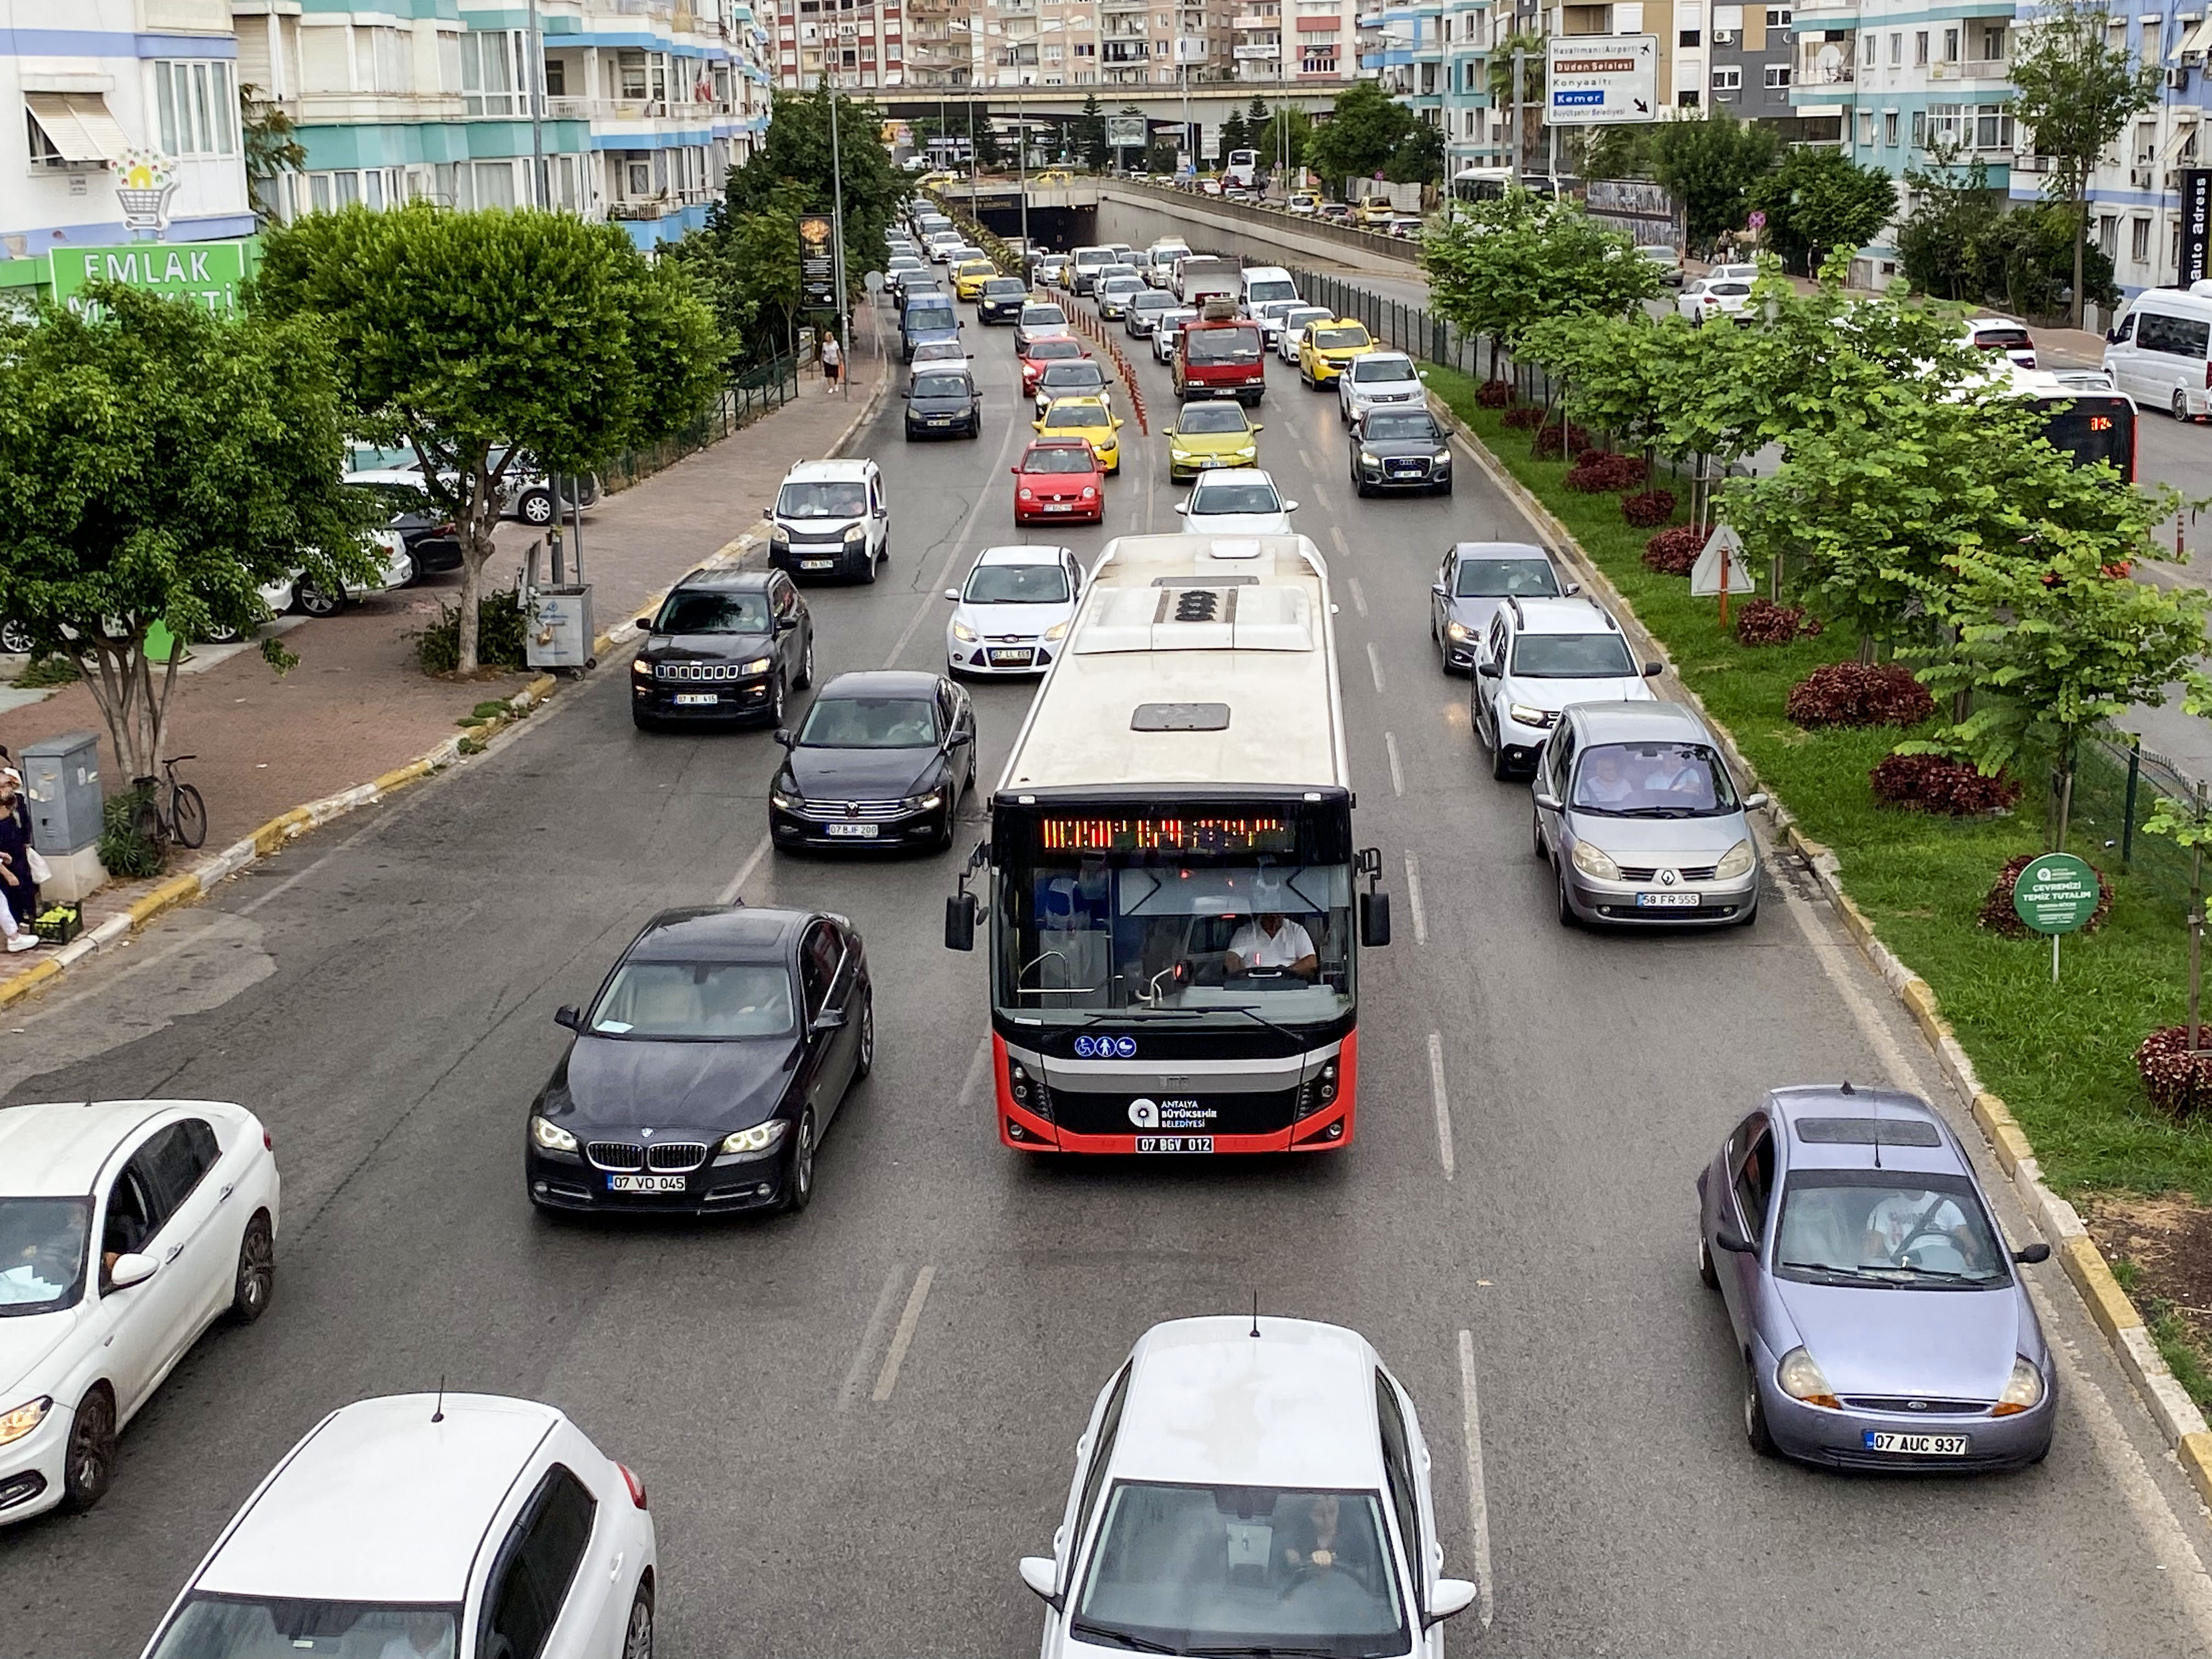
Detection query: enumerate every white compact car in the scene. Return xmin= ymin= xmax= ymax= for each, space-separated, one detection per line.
xmin=0 ymin=1099 xmax=280 ymax=1526
xmin=945 ymin=544 xmax=1084 ymax=676
xmin=139 ymin=1393 xmax=657 ymax=1659
xmin=1677 ymin=277 xmax=1753 ymax=326
xmin=1338 ymin=352 xmax=1428 ymax=425
xmin=1175 ymin=469 xmax=1299 ymax=537
xmin=1470 ymin=594 xmax=1661 ymax=779
xmin=1276 ymin=307 xmax=1332 ymax=364
xmin=1019 ymin=1317 xmax=1479 ymax=1659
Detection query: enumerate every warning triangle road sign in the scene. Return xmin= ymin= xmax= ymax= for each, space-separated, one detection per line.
xmin=1690 ymin=523 xmax=1757 ymax=597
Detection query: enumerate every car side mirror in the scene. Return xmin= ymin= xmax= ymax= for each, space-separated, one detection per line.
xmin=811 ymin=1007 xmax=848 ymax=1034
xmin=1173 ymin=501 xmax=1189 ymax=514
xmin=1425 ymin=1579 xmax=1479 ymax=1627
xmin=2013 ymin=1241 xmax=2052 ymax=1265
xmin=1714 ymin=1228 xmax=1756 ymax=1255
xmin=1533 ymin=792 xmax=1562 ymax=812
xmin=1163 ymin=428 xmax=1178 ymax=438
xmin=775 ymin=616 xmax=797 ymax=633
xmin=109 ymin=1251 xmax=159 ymax=1290
xmin=1644 ymin=661 xmax=1664 ymax=678
xmin=1018 ymin=1556 xmax=1062 ymax=1609
xmin=1564 ymin=583 xmax=1582 ymax=596
xmin=634 ymin=617 xmax=653 ymax=631
xmin=1284 ymin=500 xmax=1300 ymax=512
xmin=947 ymin=728 xmax=973 ymax=747
xmin=773 ymin=727 xmax=794 ymax=748
xmin=1477 ymin=661 xmax=1502 ymax=679
xmin=1742 ymin=792 xmax=1770 ymax=810
xmin=1358 ymin=890 xmax=1390 ymax=947
xmin=1432 ymin=582 xmax=1448 ymax=597
xmin=555 ymin=1005 xmax=582 ymax=1031
xmin=946 ymin=891 xmax=979 ymax=951
xmin=1420 ymin=370 xmax=1431 ymax=380
xmin=945 ymin=588 xmax=962 ymax=601
xmin=1251 ymin=423 xmax=1265 ymax=432
xmin=1032 ymin=420 xmax=1046 ymax=432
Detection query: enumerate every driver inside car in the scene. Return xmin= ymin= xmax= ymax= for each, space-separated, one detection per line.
xmin=1224 ymin=912 xmax=1318 ymax=981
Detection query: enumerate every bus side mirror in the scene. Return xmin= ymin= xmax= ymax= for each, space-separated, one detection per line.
xmin=1358 ymin=891 xmax=1391 ymax=948
xmin=946 ymin=891 xmax=978 ymax=951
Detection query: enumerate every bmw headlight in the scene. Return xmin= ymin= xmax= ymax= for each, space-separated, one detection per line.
xmin=720 ymin=1121 xmax=789 ymax=1156
xmin=1775 ymin=1346 xmax=1840 ymax=1408
xmin=951 ymin=619 xmax=979 ymax=643
xmin=1570 ymin=842 xmax=1622 ymax=882
xmin=0 ymin=1396 xmax=50 ymax=1447
xmin=1714 ymin=839 xmax=1756 ymax=881
xmin=1043 ymin=620 xmax=1069 ymax=642
xmin=530 ymin=1115 xmax=578 ymax=1153
xmin=738 ymin=657 xmax=772 ymax=676
xmin=1993 ymin=1356 xmax=2047 ymax=1415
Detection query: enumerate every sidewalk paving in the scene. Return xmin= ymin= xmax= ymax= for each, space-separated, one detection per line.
xmin=0 ymin=296 xmax=890 ymax=961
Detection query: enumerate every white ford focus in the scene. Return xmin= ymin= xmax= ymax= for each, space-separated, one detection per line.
xmin=946 ymin=544 xmax=1084 ymax=677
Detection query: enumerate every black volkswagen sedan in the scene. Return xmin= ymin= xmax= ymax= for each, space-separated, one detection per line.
xmin=630 ymin=569 xmax=813 ymax=730
xmin=769 ymin=670 xmax=975 ymax=853
xmin=904 ymin=367 xmax=983 ymax=440
xmin=1350 ymin=406 xmax=1455 ymax=496
xmin=526 ymin=906 xmax=872 ymax=1216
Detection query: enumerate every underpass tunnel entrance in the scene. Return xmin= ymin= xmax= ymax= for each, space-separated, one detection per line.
xmin=975 ymin=202 xmax=1091 ymax=250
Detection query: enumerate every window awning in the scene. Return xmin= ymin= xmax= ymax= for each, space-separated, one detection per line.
xmin=25 ymin=93 xmax=129 ymax=166
xmin=2184 ymin=14 xmax=2212 ymax=55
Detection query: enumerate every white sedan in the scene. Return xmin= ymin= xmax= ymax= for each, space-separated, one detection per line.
xmin=945 ymin=544 xmax=1083 ymax=676
xmin=1677 ymin=277 xmax=1754 ymax=325
xmin=1019 ymin=1317 xmax=1479 ymax=1659
xmin=0 ymin=1099 xmax=281 ymax=1525
xmin=1152 ymin=309 xmax=1198 ymax=364
xmin=140 ymin=1393 xmax=657 ymax=1659
xmin=1175 ymin=469 xmax=1299 ymax=536
xmin=1276 ymin=307 xmax=1331 ymax=364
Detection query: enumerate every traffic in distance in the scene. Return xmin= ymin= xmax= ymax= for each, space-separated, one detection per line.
xmin=1 ymin=193 xmax=2160 ymax=1659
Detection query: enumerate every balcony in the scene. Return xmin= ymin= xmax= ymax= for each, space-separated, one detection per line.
xmin=1793 ymin=59 xmax=1854 ymax=84
xmin=1233 ymin=10 xmax=1282 ymax=25
xmin=1929 ymin=55 xmax=2009 ymax=81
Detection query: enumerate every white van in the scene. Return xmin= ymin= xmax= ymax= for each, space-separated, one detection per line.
xmin=2102 ymin=280 xmax=2212 ymax=421
xmin=1070 ymin=245 xmax=1116 ymax=294
xmin=1239 ymin=264 xmax=1300 ymax=315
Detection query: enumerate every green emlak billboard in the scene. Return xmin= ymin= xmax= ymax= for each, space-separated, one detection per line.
xmin=48 ymin=240 xmax=254 ymax=315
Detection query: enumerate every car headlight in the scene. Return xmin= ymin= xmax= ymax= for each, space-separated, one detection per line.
xmin=1507 ymin=703 xmax=1550 ymax=729
xmin=1434 ymin=450 xmax=1454 ymax=464
xmin=1714 ymin=839 xmax=1756 ymax=881
xmin=1234 ymin=445 xmax=1256 ymax=461
xmin=1570 ymin=842 xmax=1622 ymax=882
xmin=771 ymin=788 xmax=804 ymax=811
xmin=530 ymin=1114 xmax=578 ymax=1153
xmin=1775 ymin=1346 xmax=1840 ymax=1408
xmin=738 ymin=657 xmax=772 ymax=676
xmin=843 ymin=524 xmax=866 ymax=544
xmin=1044 ymin=620 xmax=1069 ymax=641
xmin=0 ymin=1396 xmax=51 ymax=1447
xmin=720 ymin=1121 xmax=789 ymax=1155
xmin=1359 ymin=451 xmax=1379 ymax=466
xmin=1993 ymin=1356 xmax=2047 ymax=1416
xmin=902 ymin=791 xmax=945 ymax=811
xmin=631 ymin=658 xmax=654 ymax=676
xmin=1445 ymin=621 xmax=1471 ymax=641
xmin=951 ymin=619 xmax=979 ymax=642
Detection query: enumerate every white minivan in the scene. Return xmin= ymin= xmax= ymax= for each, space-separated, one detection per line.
xmin=1240 ymin=264 xmax=1300 ymax=315
xmin=1070 ymin=245 xmax=1117 ymax=295
xmin=2102 ymin=280 xmax=2212 ymax=421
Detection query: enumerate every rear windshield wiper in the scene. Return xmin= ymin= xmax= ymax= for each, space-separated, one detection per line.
xmin=1068 ymin=1623 xmax=1178 ymax=1653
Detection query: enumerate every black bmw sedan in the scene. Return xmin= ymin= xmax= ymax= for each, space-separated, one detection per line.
xmin=769 ymin=670 xmax=975 ymax=853
xmin=526 ymin=906 xmax=872 ymax=1217
xmin=630 ymin=569 xmax=814 ymax=730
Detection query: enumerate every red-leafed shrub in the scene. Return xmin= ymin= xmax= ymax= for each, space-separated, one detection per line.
xmin=1869 ymin=753 xmax=2022 ymax=815
xmin=1979 ymin=851 xmax=2112 ymax=938
xmin=1785 ymin=662 xmax=1936 ymax=729
xmin=1475 ymin=379 xmax=1515 ymax=407
xmin=2138 ymin=1026 xmax=2212 ymax=1119
xmin=1733 ymin=598 xmax=1822 ymax=647
xmin=1500 ymin=405 xmax=1545 ymax=430
xmin=1621 ymin=489 xmax=1677 ymax=528
xmin=1564 ymin=452 xmax=1649 ymax=493
xmin=1531 ymin=421 xmax=1593 ymax=458
xmin=1641 ymin=525 xmax=1705 ymax=574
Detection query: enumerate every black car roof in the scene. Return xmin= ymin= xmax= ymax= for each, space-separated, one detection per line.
xmin=815 ymin=669 xmax=941 ymax=699
xmin=669 ymin=569 xmax=775 ymax=594
xmin=631 ymin=905 xmax=808 ymax=961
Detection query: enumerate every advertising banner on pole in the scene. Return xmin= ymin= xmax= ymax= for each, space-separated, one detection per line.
xmin=2182 ymin=169 xmax=2211 ymax=290
xmin=798 ymin=214 xmax=837 ymax=308
xmin=1106 ymin=115 xmax=1148 ymax=147
xmin=1545 ymin=35 xmax=1659 ymax=125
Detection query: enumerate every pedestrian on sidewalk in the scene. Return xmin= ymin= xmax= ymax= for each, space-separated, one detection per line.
xmin=0 ymin=775 xmax=38 ymax=953
xmin=820 ymin=329 xmax=843 ymax=394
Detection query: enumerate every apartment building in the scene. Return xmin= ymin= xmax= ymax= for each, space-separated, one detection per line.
xmin=845 ymin=0 xmax=1243 ymax=91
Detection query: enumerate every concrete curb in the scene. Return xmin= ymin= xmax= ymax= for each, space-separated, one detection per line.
xmin=1433 ymin=393 xmax=2212 ymax=1516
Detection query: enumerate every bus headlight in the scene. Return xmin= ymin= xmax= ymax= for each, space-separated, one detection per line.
xmin=1297 ymin=1057 xmax=1340 ymax=1119
xmin=1007 ymin=1060 xmax=1054 ymax=1121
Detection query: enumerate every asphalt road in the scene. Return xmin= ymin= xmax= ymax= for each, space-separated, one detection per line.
xmin=7 ymin=285 xmax=2212 ymax=1659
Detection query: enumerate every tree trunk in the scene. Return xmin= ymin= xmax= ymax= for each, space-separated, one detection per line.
xmin=454 ymin=464 xmax=505 ymax=675
xmin=74 ymin=630 xmax=176 ymax=785
xmin=2071 ymin=190 xmax=2088 ymax=332
xmin=1857 ymin=633 xmax=1876 ymax=666
xmin=2053 ymin=746 xmax=2076 ymax=853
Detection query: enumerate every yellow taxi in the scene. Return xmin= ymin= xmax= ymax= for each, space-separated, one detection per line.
xmin=1033 ymin=168 xmax=1075 ymax=187
xmin=1163 ymin=400 xmax=1262 ymax=483
xmin=953 ymin=258 xmax=1000 ymax=300
xmin=1355 ymin=199 xmax=1398 ymax=228
xmin=1034 ymin=394 xmax=1125 ymax=475
xmin=1296 ymin=318 xmax=1375 ymax=387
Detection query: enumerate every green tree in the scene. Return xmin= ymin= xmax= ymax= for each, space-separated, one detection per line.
xmin=1895 ymin=146 xmax=2006 ymax=300
xmin=1745 ymin=146 xmax=1895 ymax=274
xmin=1646 ymin=109 xmax=1782 ymax=251
xmin=1305 ymin=81 xmax=1413 ymax=194
xmin=239 ymin=83 xmax=305 ymax=226
xmin=1077 ymin=93 xmax=1109 ymax=170
xmin=0 ymin=287 xmax=380 ymax=779
xmin=1487 ymin=31 xmax=1548 ymax=172
xmin=1384 ymin=118 xmax=1445 ymax=187
xmin=1219 ymin=107 xmax=1252 ymax=165
xmin=1256 ymin=103 xmax=1312 ymax=171
xmin=1421 ymin=192 xmax=1662 ymax=363
xmin=2008 ymin=0 xmax=2163 ymax=328
xmin=721 ymin=84 xmax=911 ymax=284
xmin=254 ymin=204 xmax=725 ymax=672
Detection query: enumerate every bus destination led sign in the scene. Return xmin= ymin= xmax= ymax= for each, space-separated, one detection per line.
xmin=1040 ymin=816 xmax=1296 ymax=854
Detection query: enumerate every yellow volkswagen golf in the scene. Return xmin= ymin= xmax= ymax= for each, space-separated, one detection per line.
xmin=1034 ymin=395 xmax=1125 ymax=475
xmin=1297 ymin=318 xmax=1375 ymax=387
xmin=953 ymin=258 xmax=1000 ymax=300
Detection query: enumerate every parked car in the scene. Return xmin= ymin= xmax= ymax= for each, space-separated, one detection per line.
xmin=906 ymin=366 xmax=985 ymax=440
xmin=137 ymin=1393 xmax=657 ymax=1659
xmin=1429 ymin=541 xmax=1565 ymax=673
xmin=528 ymin=905 xmax=870 ymax=1215
xmin=769 ymin=670 xmax=977 ymax=853
xmin=1349 ymin=405 xmax=1452 ymax=496
xmin=1637 ymin=244 xmax=1686 ymax=287
xmin=1469 ymin=593 xmax=1660 ymax=778
xmin=629 ymin=568 xmax=812 ymax=732
xmin=1533 ymin=700 xmax=1766 ymax=927
xmin=945 ymin=543 xmax=1082 ymax=675
xmin=769 ymin=458 xmax=890 ymax=583
xmin=1697 ymin=1084 xmax=2057 ymax=1468
xmin=485 ymin=448 xmax=601 ymax=528
xmin=343 ymin=470 xmax=463 ymax=574
xmin=1011 ymin=439 xmax=1105 ymax=526
xmin=0 ymin=1099 xmax=280 ymax=1526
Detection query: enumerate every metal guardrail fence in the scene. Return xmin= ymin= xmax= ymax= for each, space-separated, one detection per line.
xmin=601 ymin=352 xmax=801 ymax=493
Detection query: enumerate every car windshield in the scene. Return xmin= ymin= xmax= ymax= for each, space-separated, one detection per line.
xmin=1247 ymin=280 xmax=1297 ymax=303
xmin=1074 ymin=1482 xmax=1408 ymax=1658
xmin=1179 ymin=405 xmax=1249 ymax=434
xmin=985 ymin=279 xmax=1027 ymax=295
xmin=1570 ymin=741 xmax=1739 ymax=816
xmin=1355 ymin=358 xmax=1417 ymax=383
xmin=1023 ymin=306 xmax=1069 ymax=327
xmin=968 ymin=563 xmax=1071 ymax=603
xmin=913 ymin=375 xmax=971 ymax=399
xmin=911 ymin=342 xmax=965 ymax=364
xmin=1044 ymin=365 xmax=1106 ymax=390
xmin=654 ymin=591 xmax=771 ymax=634
xmin=1708 ymin=282 xmax=1751 ymax=297
xmin=1191 ymin=483 xmax=1280 ymax=515
xmin=1363 ymin=413 xmax=1436 ymax=441
xmin=146 ymin=1595 xmax=462 ymax=1659
xmin=0 ymin=1196 xmax=91 ymax=1316
xmin=589 ymin=961 xmax=797 ymax=1040
xmin=1048 ymin=404 xmax=1111 ymax=430
xmin=1185 ymin=326 xmax=1262 ymax=364
xmin=1511 ymin=631 xmax=1635 ymax=678
xmin=778 ymin=481 xmax=867 ymax=518
xmin=798 ymin=695 xmax=939 ymax=748
xmin=1775 ymin=1172 xmax=2011 ymax=1287
xmin=1455 ymin=556 xmax=1559 ymax=598
xmin=1314 ymin=327 xmax=1370 ymax=351
xmin=1025 ymin=446 xmax=1097 ymax=475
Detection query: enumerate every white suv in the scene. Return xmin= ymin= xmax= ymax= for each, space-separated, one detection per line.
xmin=769 ymin=458 xmax=890 ymax=583
xmin=1339 ymin=351 xmax=1428 ymax=424
xmin=1471 ymin=595 xmax=1661 ymax=779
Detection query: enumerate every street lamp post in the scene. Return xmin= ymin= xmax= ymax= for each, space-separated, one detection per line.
xmin=829 ymin=80 xmax=850 ymax=397
xmin=527 ymin=0 xmax=548 ymax=207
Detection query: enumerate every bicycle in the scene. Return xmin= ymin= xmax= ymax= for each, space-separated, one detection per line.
xmin=134 ymin=755 xmax=207 ymax=852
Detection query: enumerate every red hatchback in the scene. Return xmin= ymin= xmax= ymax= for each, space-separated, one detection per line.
xmin=1020 ymin=336 xmax=1090 ymax=398
xmin=1012 ymin=439 xmax=1104 ymax=524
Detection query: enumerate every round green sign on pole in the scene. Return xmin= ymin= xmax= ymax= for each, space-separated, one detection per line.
xmin=2012 ymin=853 xmax=2100 ymax=935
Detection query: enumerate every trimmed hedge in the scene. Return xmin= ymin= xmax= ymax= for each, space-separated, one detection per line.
xmin=1785 ymin=662 xmax=1937 ymax=729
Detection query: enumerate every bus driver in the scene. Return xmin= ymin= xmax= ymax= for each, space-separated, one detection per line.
xmin=1225 ymin=912 xmax=1319 ymax=981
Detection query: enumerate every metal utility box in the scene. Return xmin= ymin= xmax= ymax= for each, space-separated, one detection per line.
xmin=21 ymin=731 xmax=103 ymax=853
xmin=526 ymin=584 xmax=596 ymax=670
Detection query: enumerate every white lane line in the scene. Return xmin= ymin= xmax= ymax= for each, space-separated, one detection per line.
xmin=1404 ymin=849 xmax=1427 ymax=945
xmin=1297 ymin=443 xmax=1317 ymax=471
xmin=1455 ymin=1330 xmax=1497 ymax=1630
xmin=882 ymin=371 xmax=1026 ymax=669
xmin=1427 ymin=1031 xmax=1455 ymax=1180
xmin=715 ymin=832 xmax=774 ymax=905
xmin=1384 ymin=731 xmax=1405 ymax=797
xmin=872 ymin=1264 xmax=939 ymax=1403
xmin=838 ymin=1261 xmax=907 ymax=1411
xmin=957 ymin=1036 xmax=993 ymax=1107
xmin=1773 ymin=861 xmax=1918 ymax=1090
xmin=1329 ymin=524 xmax=1350 ymax=557
xmin=1367 ymin=641 xmax=1385 ymax=694
xmin=1348 ymin=577 xmax=1369 ymax=616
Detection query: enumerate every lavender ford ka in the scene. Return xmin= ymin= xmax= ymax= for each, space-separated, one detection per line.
xmin=1696 ymin=1084 xmax=2057 ymax=1470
